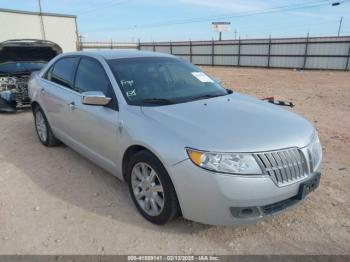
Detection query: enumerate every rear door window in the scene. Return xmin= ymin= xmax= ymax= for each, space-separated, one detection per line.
xmin=50 ymin=57 xmax=78 ymax=88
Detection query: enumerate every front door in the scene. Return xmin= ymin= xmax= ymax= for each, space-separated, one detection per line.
xmin=65 ymin=57 xmax=120 ymax=173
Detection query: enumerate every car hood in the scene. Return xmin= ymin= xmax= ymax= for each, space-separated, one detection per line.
xmin=141 ymin=93 xmax=315 ymax=152
xmin=0 ymin=39 xmax=62 ymax=64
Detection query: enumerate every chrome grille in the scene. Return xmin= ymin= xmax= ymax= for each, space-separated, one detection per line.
xmin=254 ymin=148 xmax=307 ymax=186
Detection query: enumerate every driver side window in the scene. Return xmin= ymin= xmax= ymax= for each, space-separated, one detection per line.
xmin=74 ymin=57 xmax=118 ymax=110
xmin=74 ymin=58 xmax=110 ymax=94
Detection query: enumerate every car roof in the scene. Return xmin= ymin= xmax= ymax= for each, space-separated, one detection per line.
xmin=63 ymin=49 xmax=175 ymax=60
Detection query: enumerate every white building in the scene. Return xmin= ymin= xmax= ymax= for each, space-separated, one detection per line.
xmin=0 ymin=8 xmax=78 ymax=52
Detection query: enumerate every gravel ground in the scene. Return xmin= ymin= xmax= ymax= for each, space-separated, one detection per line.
xmin=0 ymin=67 xmax=349 ymax=255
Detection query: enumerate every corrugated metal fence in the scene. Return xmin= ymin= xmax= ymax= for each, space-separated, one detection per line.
xmin=81 ymin=36 xmax=350 ymax=70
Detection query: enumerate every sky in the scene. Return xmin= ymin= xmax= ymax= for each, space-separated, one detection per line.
xmin=1 ymin=0 xmax=350 ymax=42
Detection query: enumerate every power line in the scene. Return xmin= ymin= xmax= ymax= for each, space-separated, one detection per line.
xmin=252 ymin=20 xmax=342 ymax=35
xmin=83 ymin=0 xmax=343 ymax=33
xmin=237 ymin=19 xmax=339 ymax=30
xmin=77 ymin=0 xmax=130 ymax=15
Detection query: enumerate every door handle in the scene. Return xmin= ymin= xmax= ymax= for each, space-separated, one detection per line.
xmin=40 ymin=88 xmax=46 ymax=95
xmin=68 ymin=102 xmax=76 ymax=110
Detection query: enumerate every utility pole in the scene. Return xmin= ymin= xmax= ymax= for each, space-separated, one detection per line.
xmin=338 ymin=16 xmax=343 ymax=36
xmin=38 ymin=0 xmax=46 ymax=40
xmin=78 ymin=35 xmax=85 ymax=44
xmin=332 ymin=2 xmax=345 ymax=36
xmin=78 ymin=35 xmax=84 ymax=50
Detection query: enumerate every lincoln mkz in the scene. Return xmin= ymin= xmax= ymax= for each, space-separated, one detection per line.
xmin=29 ymin=50 xmax=322 ymax=225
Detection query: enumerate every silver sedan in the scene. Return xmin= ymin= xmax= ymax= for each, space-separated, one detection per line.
xmin=28 ymin=50 xmax=322 ymax=225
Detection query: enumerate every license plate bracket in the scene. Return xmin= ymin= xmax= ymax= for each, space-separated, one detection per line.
xmin=296 ymin=173 xmax=321 ymax=200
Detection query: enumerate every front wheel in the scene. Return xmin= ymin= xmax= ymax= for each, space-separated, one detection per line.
xmin=127 ymin=151 xmax=180 ymax=224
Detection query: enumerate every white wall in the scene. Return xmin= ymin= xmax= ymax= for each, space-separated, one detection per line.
xmin=0 ymin=10 xmax=78 ymax=52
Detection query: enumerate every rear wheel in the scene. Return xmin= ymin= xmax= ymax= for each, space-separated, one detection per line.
xmin=127 ymin=150 xmax=180 ymax=224
xmin=34 ymin=106 xmax=60 ymax=147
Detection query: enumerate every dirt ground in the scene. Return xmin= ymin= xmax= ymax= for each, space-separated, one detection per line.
xmin=0 ymin=67 xmax=349 ymax=255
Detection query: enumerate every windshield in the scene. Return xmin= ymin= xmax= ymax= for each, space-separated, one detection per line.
xmin=108 ymin=57 xmax=228 ymax=105
xmin=0 ymin=62 xmax=46 ymax=74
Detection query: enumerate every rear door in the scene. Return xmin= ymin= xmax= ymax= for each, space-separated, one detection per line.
xmin=39 ymin=56 xmax=79 ymax=138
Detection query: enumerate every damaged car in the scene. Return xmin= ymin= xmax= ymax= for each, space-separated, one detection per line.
xmin=29 ymin=50 xmax=322 ymax=226
xmin=0 ymin=39 xmax=62 ymax=112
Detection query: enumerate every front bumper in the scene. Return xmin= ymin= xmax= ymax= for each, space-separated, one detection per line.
xmin=169 ymin=159 xmax=320 ymax=226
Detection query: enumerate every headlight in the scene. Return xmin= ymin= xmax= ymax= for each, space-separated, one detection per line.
xmin=308 ymin=132 xmax=322 ymax=171
xmin=186 ymin=148 xmax=262 ymax=175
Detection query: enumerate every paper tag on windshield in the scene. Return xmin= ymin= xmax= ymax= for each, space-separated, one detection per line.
xmin=191 ymin=72 xmax=214 ymax=83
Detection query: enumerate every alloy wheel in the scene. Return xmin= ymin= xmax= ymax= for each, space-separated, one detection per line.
xmin=131 ymin=162 xmax=165 ymax=216
xmin=35 ymin=110 xmax=47 ymax=142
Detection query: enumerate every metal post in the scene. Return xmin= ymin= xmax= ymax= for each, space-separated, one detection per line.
xmin=153 ymin=41 xmax=155 ymax=52
xmin=345 ymin=41 xmax=350 ymax=71
xmin=170 ymin=41 xmax=173 ymax=54
xmin=267 ymin=35 xmax=271 ymax=68
xmin=110 ymin=39 xmax=113 ymax=49
xmin=74 ymin=16 xmax=80 ymax=51
xmin=338 ymin=16 xmax=343 ymax=36
xmin=137 ymin=38 xmax=141 ymax=50
xmin=237 ymin=38 xmax=241 ymax=67
xmin=189 ymin=40 xmax=193 ymax=63
xmin=211 ymin=39 xmax=214 ymax=66
xmin=78 ymin=35 xmax=83 ymax=51
xmin=38 ymin=0 xmax=46 ymax=40
xmin=219 ymin=32 xmax=222 ymax=41
xmin=303 ymin=33 xmax=309 ymax=70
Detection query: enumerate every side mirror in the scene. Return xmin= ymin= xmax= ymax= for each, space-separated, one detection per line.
xmin=81 ymin=91 xmax=111 ymax=106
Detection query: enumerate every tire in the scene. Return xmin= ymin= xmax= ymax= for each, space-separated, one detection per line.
xmin=33 ymin=106 xmax=61 ymax=147
xmin=127 ymin=150 xmax=180 ymax=225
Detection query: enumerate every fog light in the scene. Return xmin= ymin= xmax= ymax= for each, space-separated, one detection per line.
xmin=230 ymin=207 xmax=261 ymax=218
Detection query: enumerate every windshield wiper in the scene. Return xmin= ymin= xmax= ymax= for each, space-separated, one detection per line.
xmin=137 ymin=98 xmax=176 ymax=105
xmin=189 ymin=93 xmax=226 ymax=102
